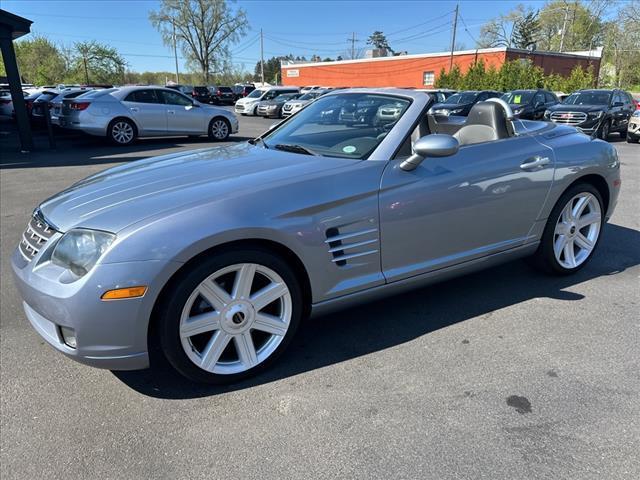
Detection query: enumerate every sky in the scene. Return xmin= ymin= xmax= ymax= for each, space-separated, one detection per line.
xmin=3 ymin=0 xmax=572 ymax=74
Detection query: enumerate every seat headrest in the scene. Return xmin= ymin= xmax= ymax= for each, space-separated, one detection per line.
xmin=465 ymin=101 xmax=511 ymax=139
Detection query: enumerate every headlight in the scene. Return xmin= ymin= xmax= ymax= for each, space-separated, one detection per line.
xmin=513 ymin=107 xmax=523 ymax=114
xmin=632 ymin=110 xmax=640 ymax=117
xmin=52 ymin=228 xmax=115 ymax=277
xmin=450 ymin=108 xmax=463 ymax=115
xmin=544 ymin=110 xmax=551 ymax=118
xmin=588 ymin=111 xmax=604 ymax=118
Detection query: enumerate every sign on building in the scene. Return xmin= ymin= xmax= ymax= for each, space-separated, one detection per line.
xmin=286 ymin=69 xmax=300 ymax=78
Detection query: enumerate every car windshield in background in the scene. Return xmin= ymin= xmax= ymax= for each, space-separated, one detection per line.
xmin=502 ymin=91 xmax=535 ymax=104
xmin=219 ymin=87 xmax=233 ymax=92
xmin=277 ymin=93 xmax=299 ymax=101
xmin=262 ymin=93 xmax=411 ymax=160
xmin=193 ymin=87 xmax=209 ymax=94
xmin=563 ymin=92 xmax=611 ymax=105
xmin=298 ymin=93 xmax=317 ymax=101
xmin=446 ymin=92 xmax=478 ymax=104
xmin=247 ymin=89 xmax=266 ymax=99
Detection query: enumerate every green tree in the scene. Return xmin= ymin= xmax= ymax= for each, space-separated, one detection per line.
xmin=367 ymin=31 xmax=394 ymax=54
xmin=70 ymin=41 xmax=126 ymax=84
xmin=461 ymin=59 xmax=488 ymax=90
xmin=479 ymin=4 xmax=537 ymax=48
xmin=561 ymin=65 xmax=596 ymax=91
xmin=537 ymin=0 xmax=607 ymax=52
xmin=601 ymin=0 xmax=640 ymax=88
xmin=4 ymin=36 xmax=67 ymax=85
xmin=150 ymin=0 xmax=248 ymax=83
xmin=512 ymin=10 xmax=540 ymax=49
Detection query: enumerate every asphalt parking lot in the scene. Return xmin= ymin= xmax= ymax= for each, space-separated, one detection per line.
xmin=1 ymin=115 xmax=639 ymax=479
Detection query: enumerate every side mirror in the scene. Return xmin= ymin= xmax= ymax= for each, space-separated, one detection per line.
xmin=400 ymin=134 xmax=459 ymax=171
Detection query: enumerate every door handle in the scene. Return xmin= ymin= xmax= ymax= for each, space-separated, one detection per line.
xmin=129 ymin=107 xmax=139 ymax=112
xmin=520 ymin=156 xmax=550 ymax=170
xmin=167 ymin=110 xmax=175 ymax=114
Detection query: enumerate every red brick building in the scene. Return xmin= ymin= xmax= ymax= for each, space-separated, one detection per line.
xmin=280 ymin=47 xmax=601 ymax=89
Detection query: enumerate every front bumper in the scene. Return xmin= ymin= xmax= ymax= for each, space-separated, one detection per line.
xmin=235 ymin=102 xmax=258 ymax=115
xmin=11 ymin=246 xmax=176 ymax=370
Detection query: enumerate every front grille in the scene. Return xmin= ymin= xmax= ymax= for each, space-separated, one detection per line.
xmin=283 ymin=104 xmax=292 ymax=111
xmin=19 ymin=210 xmax=57 ymax=262
xmin=550 ymin=111 xmax=587 ymax=125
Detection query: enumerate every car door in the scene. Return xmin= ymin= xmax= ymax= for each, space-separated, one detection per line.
xmin=160 ymin=89 xmax=205 ymax=134
xmin=121 ymin=89 xmax=167 ymax=134
xmin=379 ymin=132 xmax=555 ymax=282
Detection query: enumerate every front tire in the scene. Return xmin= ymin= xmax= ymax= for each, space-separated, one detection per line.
xmin=107 ymin=118 xmax=136 ymax=145
xmin=530 ymin=183 xmax=603 ymax=275
xmin=208 ymin=117 xmax=230 ymax=141
xmin=159 ymin=248 xmax=304 ymax=384
xmin=598 ymin=120 xmax=610 ymax=141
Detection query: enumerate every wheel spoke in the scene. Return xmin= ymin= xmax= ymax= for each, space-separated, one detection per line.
xmin=251 ymin=282 xmax=288 ymax=311
xmin=200 ymin=330 xmax=232 ymax=370
xmin=180 ymin=311 xmax=220 ymax=338
xmin=253 ymin=313 xmax=288 ymax=336
xmin=572 ymin=196 xmax=589 ymax=219
xmin=234 ymin=332 xmax=258 ymax=368
xmin=198 ymin=281 xmax=232 ymax=311
xmin=554 ymin=234 xmax=568 ymax=259
xmin=563 ymin=240 xmax=576 ymax=268
xmin=577 ymin=212 xmax=601 ymax=229
xmin=555 ymin=222 xmax=570 ymax=236
xmin=232 ymin=264 xmax=256 ymax=300
xmin=574 ymin=232 xmax=594 ymax=250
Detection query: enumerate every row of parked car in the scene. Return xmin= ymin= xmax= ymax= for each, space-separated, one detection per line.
xmin=425 ymin=88 xmax=639 ymax=142
xmin=2 ymin=82 xmax=638 ymax=145
xmin=166 ymin=84 xmax=256 ymax=105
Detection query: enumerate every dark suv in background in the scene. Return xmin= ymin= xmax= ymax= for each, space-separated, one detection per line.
xmin=544 ymin=89 xmax=635 ymax=140
xmin=190 ymin=86 xmax=212 ymax=104
xmin=208 ymin=86 xmax=235 ymax=105
xmin=428 ymin=90 xmax=502 ymax=117
xmin=232 ymin=84 xmax=255 ymax=101
xmin=501 ymin=89 xmax=559 ymax=119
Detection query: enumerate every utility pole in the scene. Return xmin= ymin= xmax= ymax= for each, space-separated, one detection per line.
xmin=449 ymin=3 xmax=459 ymax=72
xmin=260 ymin=28 xmax=265 ymax=85
xmin=559 ymin=4 xmax=569 ymax=52
xmin=172 ymin=20 xmax=180 ymax=84
xmin=351 ymin=32 xmax=356 ymax=59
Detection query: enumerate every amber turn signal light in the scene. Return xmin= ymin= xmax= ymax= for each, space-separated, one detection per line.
xmin=101 ymin=286 xmax=147 ymax=300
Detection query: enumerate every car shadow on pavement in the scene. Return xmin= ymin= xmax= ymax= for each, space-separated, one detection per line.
xmin=0 ymin=128 xmax=255 ymax=169
xmin=112 ymin=222 xmax=640 ymax=399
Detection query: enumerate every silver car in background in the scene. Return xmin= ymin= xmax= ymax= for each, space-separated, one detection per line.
xmin=282 ymin=89 xmax=331 ymax=117
xmin=58 ymin=86 xmax=238 ymax=145
xmin=234 ymin=86 xmax=300 ymax=116
xmin=12 ymin=89 xmax=620 ymax=385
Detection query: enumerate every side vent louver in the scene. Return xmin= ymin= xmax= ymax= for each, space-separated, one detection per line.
xmin=325 ymin=226 xmax=379 ymax=266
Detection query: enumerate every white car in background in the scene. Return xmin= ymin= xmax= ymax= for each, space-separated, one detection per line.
xmin=235 ymin=86 xmax=300 ymax=116
xmin=282 ymin=89 xmax=331 ymax=117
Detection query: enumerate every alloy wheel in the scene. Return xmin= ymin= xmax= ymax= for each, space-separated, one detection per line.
xmin=210 ymin=119 xmax=229 ymax=140
xmin=553 ymin=192 xmax=602 ymax=269
xmin=179 ymin=263 xmax=292 ymax=375
xmin=111 ymin=121 xmax=134 ymax=144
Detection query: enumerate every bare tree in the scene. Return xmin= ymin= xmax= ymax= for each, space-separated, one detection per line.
xmin=150 ymin=0 xmax=248 ymax=83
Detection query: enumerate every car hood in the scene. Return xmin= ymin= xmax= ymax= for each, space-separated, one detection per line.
xmin=509 ymin=103 xmax=532 ymax=110
xmin=430 ymin=102 xmax=472 ymax=111
xmin=39 ymin=143 xmax=352 ymax=233
xmin=547 ymin=104 xmax=607 ymax=113
xmin=236 ymin=96 xmax=261 ymax=105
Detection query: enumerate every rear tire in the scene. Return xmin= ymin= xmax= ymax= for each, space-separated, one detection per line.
xmin=529 ymin=183 xmax=604 ymax=275
xmin=107 ymin=118 xmax=136 ymax=145
xmin=158 ymin=248 xmax=304 ymax=384
xmin=208 ymin=117 xmax=230 ymax=141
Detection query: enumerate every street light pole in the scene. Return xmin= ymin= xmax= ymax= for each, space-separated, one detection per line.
xmin=260 ymin=28 xmax=265 ymax=85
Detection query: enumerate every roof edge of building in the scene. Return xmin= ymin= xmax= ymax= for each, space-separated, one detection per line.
xmin=281 ymin=46 xmax=601 ymax=70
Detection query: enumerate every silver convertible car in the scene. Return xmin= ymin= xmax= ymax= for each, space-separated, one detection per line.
xmin=58 ymin=86 xmax=239 ymax=145
xmin=12 ymin=89 xmax=620 ymax=384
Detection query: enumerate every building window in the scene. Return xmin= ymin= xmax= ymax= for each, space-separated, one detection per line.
xmin=423 ymin=71 xmax=435 ymax=86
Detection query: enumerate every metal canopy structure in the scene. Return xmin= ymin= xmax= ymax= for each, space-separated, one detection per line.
xmin=0 ymin=9 xmax=33 ymax=151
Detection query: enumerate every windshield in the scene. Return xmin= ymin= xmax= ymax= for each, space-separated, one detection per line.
xmin=278 ymin=93 xmax=299 ymax=101
xmin=563 ymin=92 xmax=611 ymax=105
xmin=444 ymin=92 xmax=478 ymax=104
xmin=247 ymin=89 xmax=266 ymax=99
xmin=298 ymin=93 xmax=316 ymax=101
xmin=262 ymin=93 xmax=411 ymax=159
xmin=501 ymin=91 xmax=534 ymax=104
